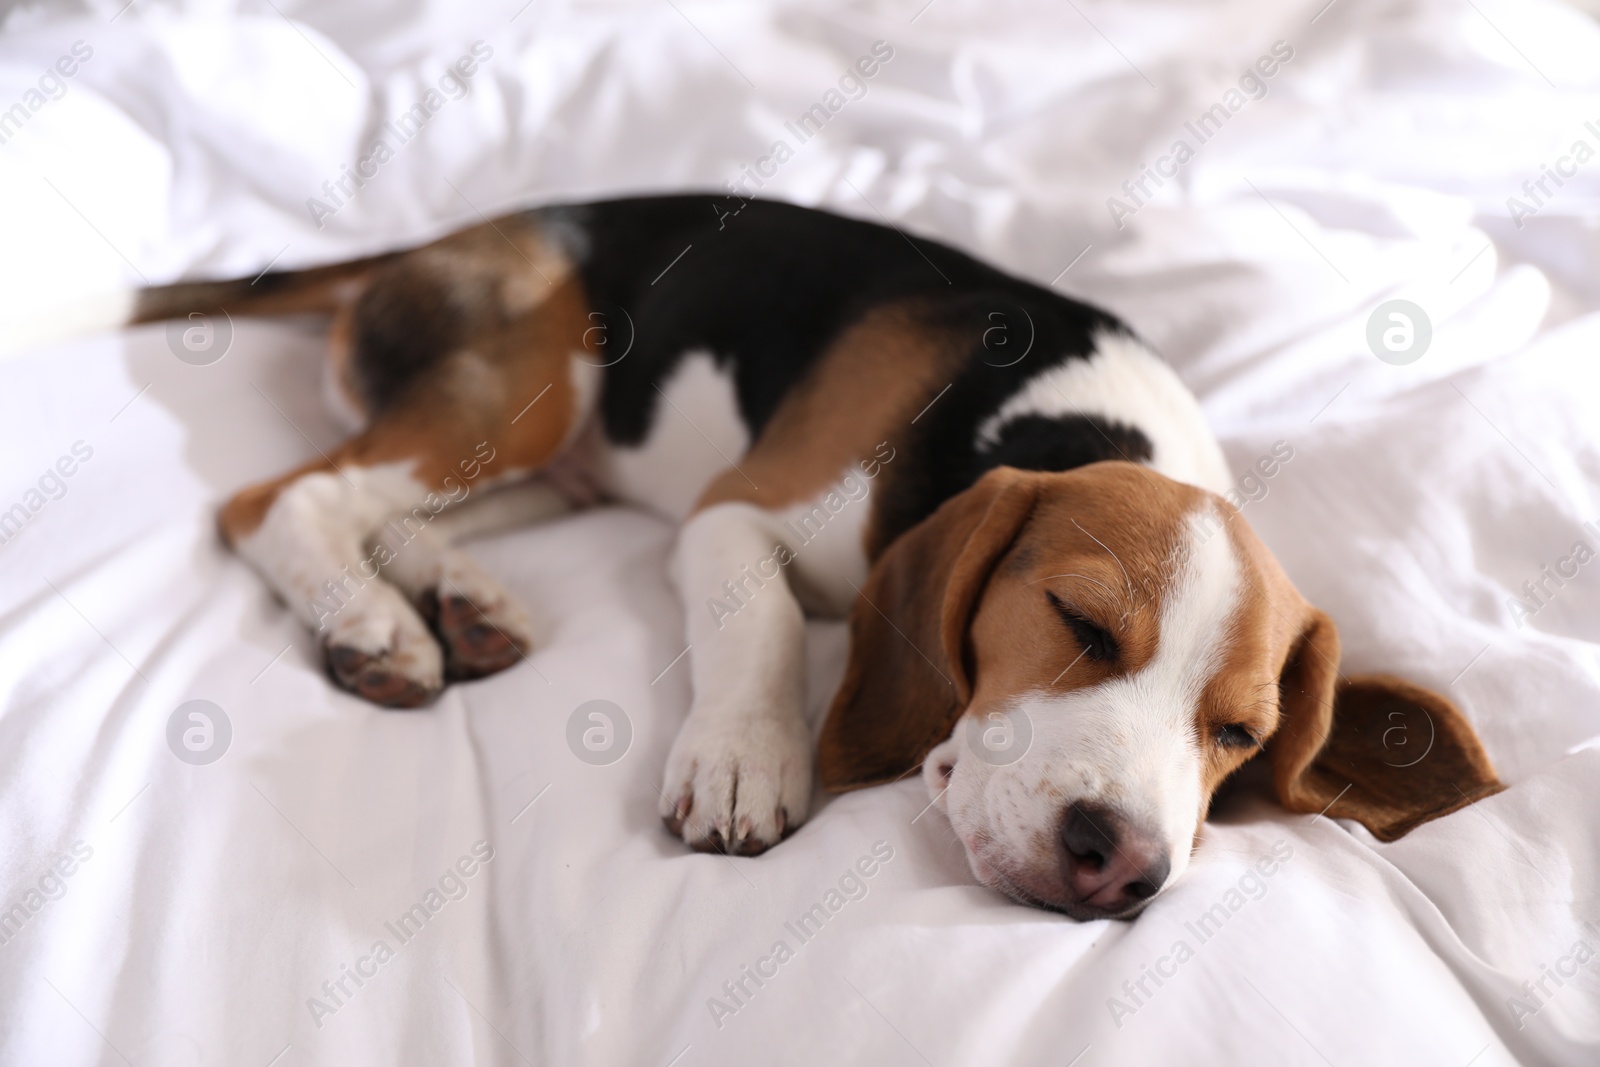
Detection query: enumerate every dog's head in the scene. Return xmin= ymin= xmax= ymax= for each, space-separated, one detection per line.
xmin=819 ymin=462 xmax=1501 ymax=919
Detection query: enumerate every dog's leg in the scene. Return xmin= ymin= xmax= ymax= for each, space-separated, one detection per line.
xmin=224 ymin=427 xmax=590 ymax=705
xmin=659 ymin=502 xmax=812 ymax=855
xmin=222 ymin=295 xmax=596 ymax=704
xmin=221 ymin=456 xmax=461 ymax=706
xmin=372 ymin=525 xmax=531 ymax=682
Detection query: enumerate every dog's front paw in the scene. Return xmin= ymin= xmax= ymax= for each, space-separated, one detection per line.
xmin=660 ymin=712 xmax=812 ymax=856
xmin=323 ymin=587 xmax=444 ymax=708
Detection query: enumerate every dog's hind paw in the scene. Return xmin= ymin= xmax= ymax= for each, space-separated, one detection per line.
xmin=323 ymin=588 xmax=444 ymax=708
xmin=423 ymin=577 xmax=533 ymax=681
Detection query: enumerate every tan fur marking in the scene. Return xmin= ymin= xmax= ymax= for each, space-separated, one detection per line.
xmin=217 ymin=457 xmax=333 ymax=546
xmin=218 ymin=221 xmax=590 ymax=543
xmin=693 ymin=303 xmax=967 ymax=535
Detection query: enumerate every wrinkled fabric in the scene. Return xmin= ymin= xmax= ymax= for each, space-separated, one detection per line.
xmin=1 ymin=0 xmax=1597 ymax=1064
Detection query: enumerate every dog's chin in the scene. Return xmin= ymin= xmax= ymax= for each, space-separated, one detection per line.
xmin=967 ymin=850 xmax=1158 ymax=921
xmin=1056 ymin=896 xmax=1156 ymax=922
xmin=964 ymin=850 xmax=1065 ymax=913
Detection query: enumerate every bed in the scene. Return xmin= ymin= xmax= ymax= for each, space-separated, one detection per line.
xmin=2 ymin=0 xmax=1598 ymax=1063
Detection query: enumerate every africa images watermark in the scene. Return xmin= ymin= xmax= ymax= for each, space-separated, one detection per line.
xmin=1506 ymin=922 xmax=1600 ymax=1031
xmin=1174 ymin=440 xmax=1296 ymax=563
xmin=0 ymin=439 xmax=94 ymax=549
xmin=307 ymin=441 xmax=497 ymax=630
xmin=1107 ymin=839 xmax=1295 ymax=1029
xmin=1107 ymin=40 xmax=1295 ymax=230
xmin=717 ymin=39 xmax=896 ymax=217
xmin=0 ymin=39 xmax=93 ymax=146
xmin=706 ymin=840 xmax=896 ymax=1030
xmin=305 ymin=840 xmax=495 ymax=1028
xmin=566 ymin=699 xmax=632 ymax=766
xmin=306 ymin=41 xmax=494 ymax=229
xmin=1211 ymin=440 xmax=1294 ymax=519
xmin=0 ymin=840 xmax=93 ymax=948
xmin=1505 ymin=119 xmax=1600 ymax=229
xmin=1505 ymin=517 xmax=1600 ymax=628
xmin=705 ymin=442 xmax=896 ymax=630
xmin=167 ymin=699 xmax=232 ymax=766
xmin=1366 ymin=299 xmax=1432 ymax=366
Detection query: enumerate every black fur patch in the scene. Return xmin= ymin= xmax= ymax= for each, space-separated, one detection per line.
xmin=564 ymin=196 xmax=1159 ymax=552
xmin=983 ymin=413 xmax=1152 ymax=474
xmin=563 ymin=196 xmax=1122 ymax=450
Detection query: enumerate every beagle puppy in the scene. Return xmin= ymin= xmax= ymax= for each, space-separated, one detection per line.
xmin=127 ymin=195 xmax=1502 ymax=918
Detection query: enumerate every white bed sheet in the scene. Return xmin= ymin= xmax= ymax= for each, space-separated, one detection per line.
xmin=2 ymin=0 xmax=1599 ymax=1064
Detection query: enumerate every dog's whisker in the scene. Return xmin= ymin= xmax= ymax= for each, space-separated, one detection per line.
xmin=1025 ymin=572 xmax=1117 ymax=597
xmin=1071 ymin=518 xmax=1135 ymax=608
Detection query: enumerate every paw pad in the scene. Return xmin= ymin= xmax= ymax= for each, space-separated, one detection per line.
xmin=326 ymin=644 xmax=439 ymax=708
xmin=434 ymin=593 xmax=529 ymax=680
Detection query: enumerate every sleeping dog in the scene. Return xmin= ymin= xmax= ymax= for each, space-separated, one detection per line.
xmin=127 ymin=195 xmax=1502 ymax=919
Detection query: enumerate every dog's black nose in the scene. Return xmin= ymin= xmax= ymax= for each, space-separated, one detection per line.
xmin=1060 ymin=802 xmax=1171 ymax=916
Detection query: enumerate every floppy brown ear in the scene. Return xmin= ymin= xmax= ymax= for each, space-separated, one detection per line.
xmin=1269 ymin=609 xmax=1504 ymax=841
xmin=818 ymin=466 xmax=1043 ymax=792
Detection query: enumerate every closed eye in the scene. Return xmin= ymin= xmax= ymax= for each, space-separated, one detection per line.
xmin=1046 ymin=592 xmax=1118 ymax=663
xmin=1216 ymin=724 xmax=1259 ymax=750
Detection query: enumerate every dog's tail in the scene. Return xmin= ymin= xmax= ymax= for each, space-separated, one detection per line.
xmin=129 ymin=253 xmax=401 ymax=324
xmin=1 ymin=251 xmax=401 ymax=359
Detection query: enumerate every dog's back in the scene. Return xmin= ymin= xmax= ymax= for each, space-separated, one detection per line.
xmin=135 ymin=195 xmax=1228 ymax=544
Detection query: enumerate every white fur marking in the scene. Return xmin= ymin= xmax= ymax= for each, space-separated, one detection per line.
xmin=976 ymin=332 xmax=1230 ymax=495
xmin=600 ymin=350 xmax=750 ymax=520
xmin=321 ymin=358 xmax=367 ymax=434
xmin=564 ymin=350 xmax=603 ymax=448
xmin=237 ymin=465 xmax=424 ymax=623
xmin=769 ymin=467 xmax=874 ymax=617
